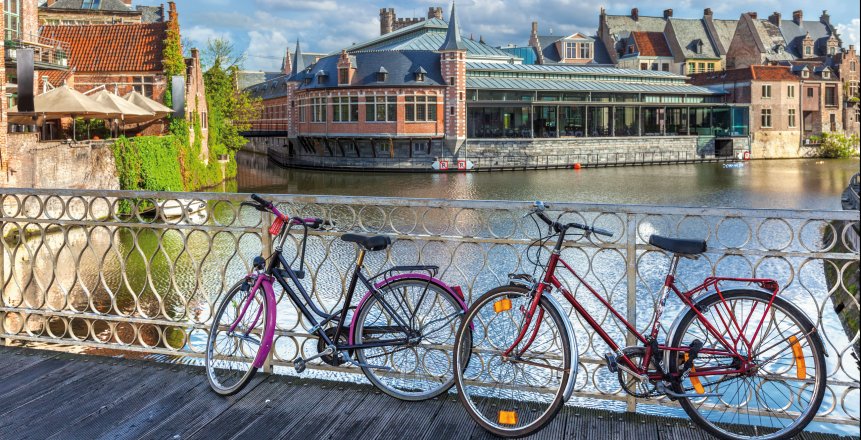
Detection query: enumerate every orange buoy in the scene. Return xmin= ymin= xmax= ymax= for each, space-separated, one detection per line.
xmin=573 ymin=163 xmax=582 ymax=170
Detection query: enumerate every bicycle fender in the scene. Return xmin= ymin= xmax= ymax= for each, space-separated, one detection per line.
xmin=348 ymin=274 xmax=469 ymax=345
xmin=541 ymin=293 xmax=578 ymax=402
xmin=663 ymin=288 xmax=825 ymax=370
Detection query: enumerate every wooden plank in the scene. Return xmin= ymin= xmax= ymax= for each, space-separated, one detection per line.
xmin=43 ymin=360 xmax=186 ymax=440
xmin=276 ymin=380 xmax=373 ymax=439
xmin=224 ymin=377 xmax=331 ymax=439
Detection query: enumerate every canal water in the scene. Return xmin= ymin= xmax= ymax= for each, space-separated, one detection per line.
xmin=230 ymin=151 xmax=859 ymax=210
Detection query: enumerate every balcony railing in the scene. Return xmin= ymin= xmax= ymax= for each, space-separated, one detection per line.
xmin=4 ymin=30 xmax=69 ymax=69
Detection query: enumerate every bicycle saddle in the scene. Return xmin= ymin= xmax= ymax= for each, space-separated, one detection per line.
xmin=648 ymin=235 xmax=707 ymax=255
xmin=341 ymin=233 xmax=391 ymax=252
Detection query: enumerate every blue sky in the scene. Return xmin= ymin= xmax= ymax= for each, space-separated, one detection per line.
xmin=142 ymin=0 xmax=860 ymax=71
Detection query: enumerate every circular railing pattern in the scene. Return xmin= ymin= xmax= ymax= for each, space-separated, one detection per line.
xmin=0 ymin=188 xmax=858 ymax=424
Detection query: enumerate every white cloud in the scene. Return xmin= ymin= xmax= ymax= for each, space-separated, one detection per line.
xmin=836 ymin=19 xmax=860 ymax=47
xmin=245 ymin=30 xmax=290 ymax=71
xmin=184 ymin=25 xmax=224 ymax=46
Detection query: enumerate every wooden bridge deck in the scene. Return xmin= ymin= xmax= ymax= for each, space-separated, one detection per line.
xmin=0 ymin=346 xmax=853 ymax=440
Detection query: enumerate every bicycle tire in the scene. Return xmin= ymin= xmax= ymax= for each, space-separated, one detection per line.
xmin=668 ymin=289 xmax=826 ymax=440
xmin=353 ymin=278 xmax=467 ymax=401
xmin=453 ymin=285 xmax=573 ymax=438
xmin=205 ymin=279 xmax=268 ymax=396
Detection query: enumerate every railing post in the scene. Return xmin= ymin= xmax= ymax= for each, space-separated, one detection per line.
xmin=624 ymin=212 xmax=638 ymax=412
xmin=0 ymin=223 xmax=6 ymax=347
xmin=260 ymin=210 xmax=275 ymax=374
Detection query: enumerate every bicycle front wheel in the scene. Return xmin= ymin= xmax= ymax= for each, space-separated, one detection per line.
xmin=205 ymin=279 xmax=268 ymax=396
xmin=454 ymin=286 xmax=573 ymax=438
xmin=669 ymin=289 xmax=826 ymax=440
xmin=354 ymin=278 xmax=467 ymax=401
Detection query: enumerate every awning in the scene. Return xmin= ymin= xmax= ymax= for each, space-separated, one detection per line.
xmin=91 ymin=90 xmax=155 ymax=123
xmin=123 ymin=90 xmax=174 ymax=119
xmin=9 ymin=85 xmax=116 ymax=118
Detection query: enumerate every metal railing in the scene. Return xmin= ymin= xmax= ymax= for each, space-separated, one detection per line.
xmin=0 ymin=188 xmax=858 ymax=424
xmin=4 ymin=31 xmax=70 ymax=68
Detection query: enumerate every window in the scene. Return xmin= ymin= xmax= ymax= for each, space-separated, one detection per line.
xmin=761 ymin=84 xmax=772 ymax=98
xmin=850 ymin=82 xmax=858 ymax=99
xmin=829 ymin=47 xmax=836 ymax=55
xmin=640 ymin=63 xmax=648 ymax=70
xmin=365 ymin=96 xmax=396 ymax=122
xmin=133 ymin=76 xmax=155 ymax=98
xmin=761 ymin=108 xmax=772 ymax=128
xmin=565 ymin=42 xmax=577 ymax=59
xmin=405 ymin=95 xmax=437 ymax=122
xmin=338 ymin=69 xmax=349 ymax=85
xmin=822 ymin=70 xmax=830 ymax=79
xmin=787 ymin=85 xmax=795 ymax=98
xmin=851 ymin=61 xmax=857 ymax=72
xmin=805 ymin=46 xmax=812 ymax=56
xmin=311 ymin=97 xmax=326 ymax=122
xmin=414 ymin=68 xmax=427 ymax=82
xmin=376 ymin=68 xmax=388 ymax=82
xmin=807 ymin=87 xmax=814 ymax=98
xmin=202 ymin=112 xmax=208 ymax=129
xmin=687 ymin=62 xmax=695 ymax=73
xmin=801 ymin=70 xmax=809 ymax=79
xmin=651 ymin=63 xmax=658 ymax=71
xmin=332 ymin=96 xmax=358 ymax=122
xmin=579 ymin=43 xmax=591 ymax=59
xmin=298 ymin=100 xmax=306 ymax=122
xmin=82 ymin=0 xmax=102 ymax=9
xmin=707 ymin=63 xmax=715 ymax=72
xmin=662 ymin=63 xmax=669 ymax=72
xmin=788 ymin=108 xmax=796 ymax=127
xmin=825 ymin=86 xmax=837 ymax=106
xmin=4 ymin=0 xmax=21 ymax=40
xmin=698 ymin=62 xmax=705 ymax=73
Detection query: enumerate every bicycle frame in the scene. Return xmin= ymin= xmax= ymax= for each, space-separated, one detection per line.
xmin=229 ymin=217 xmax=467 ymax=370
xmin=505 ymin=230 xmax=782 ymax=382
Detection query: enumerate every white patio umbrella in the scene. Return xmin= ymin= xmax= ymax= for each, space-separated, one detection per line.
xmin=123 ymin=90 xmax=174 ymax=118
xmin=91 ymin=90 xmax=156 ymax=137
xmin=9 ymin=85 xmax=115 ymax=139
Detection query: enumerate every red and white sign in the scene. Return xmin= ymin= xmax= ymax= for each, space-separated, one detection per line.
xmin=439 ymin=160 xmax=449 ymax=170
xmin=457 ymin=160 xmax=467 ymax=170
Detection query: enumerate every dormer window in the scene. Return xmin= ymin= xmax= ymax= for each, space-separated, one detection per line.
xmin=303 ymin=77 xmax=312 ymax=85
xmin=775 ymin=44 xmax=784 ymax=54
xmin=414 ymin=67 xmax=427 ymax=82
xmin=316 ymin=71 xmax=328 ymax=84
xmin=695 ymin=40 xmax=704 ymax=54
xmin=338 ymin=68 xmax=349 ymax=85
xmin=801 ymin=69 xmax=809 ymax=79
xmin=822 ymin=69 xmax=830 ymax=79
xmin=376 ymin=66 xmax=389 ymax=82
xmin=828 ymin=47 xmax=836 ymax=55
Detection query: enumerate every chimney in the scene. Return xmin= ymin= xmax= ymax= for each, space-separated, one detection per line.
xmin=747 ymin=12 xmax=758 ymax=19
xmin=793 ymin=10 xmax=803 ymax=25
xmin=529 ymin=21 xmax=540 ymax=47
xmin=121 ymin=0 xmax=132 ymax=5
xmin=168 ymin=2 xmax=177 ymax=23
xmin=663 ymin=9 xmax=673 ymax=19
xmin=768 ymin=12 xmax=781 ymax=26
xmin=428 ymin=7 xmax=443 ymax=20
xmin=531 ymin=21 xmax=538 ymax=36
xmin=703 ymin=8 xmax=713 ymax=17
xmin=46 ymin=0 xmax=57 ymax=6
xmin=631 ymin=8 xmax=639 ymax=21
xmin=819 ymin=10 xmax=830 ymax=26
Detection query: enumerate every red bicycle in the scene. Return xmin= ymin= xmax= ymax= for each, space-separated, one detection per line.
xmin=453 ymin=202 xmax=826 ymax=439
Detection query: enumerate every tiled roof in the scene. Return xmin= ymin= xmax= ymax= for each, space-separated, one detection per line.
xmin=710 ymin=19 xmax=738 ymax=54
xmin=43 ymin=0 xmax=133 ymax=12
xmin=39 ymin=70 xmax=75 ymax=91
xmin=666 ymin=18 xmax=720 ymax=59
xmin=690 ymin=65 xmax=797 ymax=84
xmin=41 ymin=23 xmax=166 ymax=73
xmin=631 ymin=31 xmax=672 ymax=57
xmin=237 ymin=71 xmax=285 ymax=90
xmin=603 ymin=14 xmax=668 ymax=54
xmin=779 ymin=19 xmax=837 ymax=58
xmin=466 ymin=77 xmax=716 ymax=95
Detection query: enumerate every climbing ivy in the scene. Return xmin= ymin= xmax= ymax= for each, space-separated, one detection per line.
xmin=162 ymin=15 xmax=185 ymax=108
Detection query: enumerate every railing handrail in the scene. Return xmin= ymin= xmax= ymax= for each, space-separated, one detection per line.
xmin=1 ymin=187 xmax=858 ymax=220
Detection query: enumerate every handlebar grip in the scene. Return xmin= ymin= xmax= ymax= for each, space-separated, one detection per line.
xmin=250 ymin=194 xmax=270 ymax=208
xmin=535 ymin=211 xmax=554 ymax=226
xmin=593 ymin=227 xmax=614 ymax=237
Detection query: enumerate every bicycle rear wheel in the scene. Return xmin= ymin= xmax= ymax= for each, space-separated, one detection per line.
xmin=453 ymin=286 xmax=573 ymax=438
xmin=353 ymin=278 xmax=466 ymax=401
xmin=205 ymin=280 xmax=268 ymax=396
xmin=669 ymin=289 xmax=826 ymax=440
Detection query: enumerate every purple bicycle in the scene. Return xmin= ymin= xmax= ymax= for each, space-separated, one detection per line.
xmin=205 ymin=194 xmax=469 ymax=401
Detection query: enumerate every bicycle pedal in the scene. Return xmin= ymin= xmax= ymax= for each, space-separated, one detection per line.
xmin=294 ymin=357 xmax=306 ymax=374
xmin=605 ymin=353 xmax=618 ymax=373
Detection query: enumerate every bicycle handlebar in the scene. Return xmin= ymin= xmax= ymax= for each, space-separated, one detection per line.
xmin=246 ymin=195 xmax=332 ymax=232
xmin=531 ymin=201 xmax=613 ymax=237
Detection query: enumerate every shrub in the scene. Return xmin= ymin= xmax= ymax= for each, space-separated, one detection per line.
xmin=812 ymin=132 xmax=860 ymax=158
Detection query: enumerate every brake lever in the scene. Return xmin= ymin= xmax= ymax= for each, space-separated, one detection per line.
xmin=240 ymin=201 xmax=268 ymax=212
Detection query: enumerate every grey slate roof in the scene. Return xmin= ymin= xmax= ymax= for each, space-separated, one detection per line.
xmin=711 ymin=19 xmax=738 ymax=54
xmin=667 ymin=18 xmax=720 ymax=59
xmin=136 ymin=5 xmax=162 ymax=22
xmin=603 ymin=14 xmax=668 ymax=54
xmin=531 ymin=35 xmax=613 ymax=65
xmin=466 ymin=77 xmax=717 ymax=95
xmin=42 ymin=0 xmax=133 ymax=11
xmin=751 ymin=19 xmax=796 ymax=62
xmin=347 ymin=18 xmax=517 ymax=61
xmin=440 ymin=2 xmax=466 ymax=51
xmin=466 ymin=61 xmax=686 ymax=80
xmin=779 ymin=19 xmax=837 ymax=58
xmin=238 ymin=71 xmax=285 ymax=91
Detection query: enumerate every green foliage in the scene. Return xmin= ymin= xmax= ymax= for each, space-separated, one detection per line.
xmin=112 ymin=136 xmax=184 ymax=191
xmin=162 ymin=20 xmax=185 ymax=108
xmin=811 ymin=132 xmax=861 ymax=158
xmin=204 ymin=56 xmax=261 ymax=156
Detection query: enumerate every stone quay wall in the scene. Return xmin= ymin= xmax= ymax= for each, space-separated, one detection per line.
xmin=1 ymin=134 xmax=119 ymax=189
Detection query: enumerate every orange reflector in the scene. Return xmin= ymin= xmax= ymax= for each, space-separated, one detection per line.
xmin=684 ymin=353 xmax=705 ymax=394
xmin=498 ymin=410 xmax=517 ymax=425
xmin=789 ymin=335 xmax=806 ymax=379
xmin=493 ymin=298 xmax=512 ymax=313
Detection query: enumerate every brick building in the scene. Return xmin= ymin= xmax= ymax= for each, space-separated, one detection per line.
xmin=39 ymin=0 xmax=163 ymax=25
xmin=691 ymin=66 xmax=803 ymax=157
xmin=247 ymin=6 xmax=741 ymax=160
xmin=506 ymin=21 xmax=613 ymax=66
xmin=379 ymin=7 xmax=443 ymax=35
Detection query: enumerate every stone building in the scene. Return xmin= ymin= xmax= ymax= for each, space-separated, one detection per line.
xmin=379 ymin=6 xmax=442 ymax=35
xmin=616 ymin=31 xmax=676 ymax=72
xmin=833 ymin=45 xmax=860 ymax=134
xmin=506 ymin=21 xmax=613 ymax=66
xmin=39 ymin=0 xmax=163 ymax=25
xmin=691 ymin=66 xmax=803 ymax=158
xmin=246 ymin=5 xmax=745 ymax=165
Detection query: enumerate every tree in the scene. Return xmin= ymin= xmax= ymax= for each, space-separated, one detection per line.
xmin=204 ymin=57 xmax=261 ymax=155
xmin=202 ymin=37 xmax=246 ymax=71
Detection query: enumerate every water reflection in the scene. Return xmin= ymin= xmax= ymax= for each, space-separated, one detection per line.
xmin=231 ymin=152 xmax=858 ymax=210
